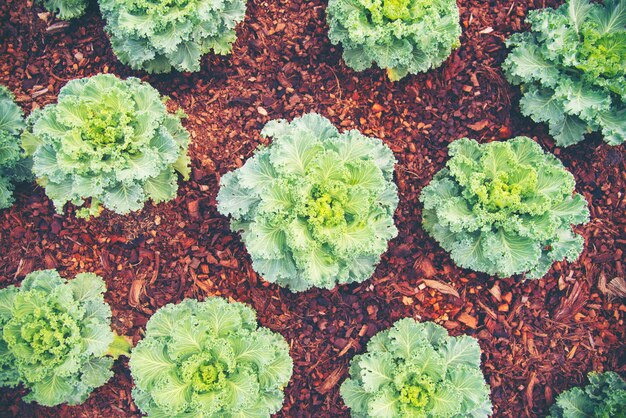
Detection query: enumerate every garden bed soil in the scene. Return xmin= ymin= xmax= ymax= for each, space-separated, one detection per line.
xmin=0 ymin=0 xmax=624 ymax=417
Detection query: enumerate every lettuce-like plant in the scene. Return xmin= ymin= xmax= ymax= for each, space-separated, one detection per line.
xmin=99 ymin=0 xmax=247 ymax=73
xmin=22 ymin=74 xmax=190 ymax=218
xmin=0 ymin=86 xmax=31 ymax=210
xmin=326 ymin=0 xmax=461 ymax=81
xmin=503 ymin=0 xmax=626 ymax=147
xmin=341 ymin=318 xmax=492 ymax=417
xmin=0 ymin=270 xmax=116 ymax=406
xmin=216 ymin=113 xmax=398 ymax=291
xmin=548 ymin=371 xmax=626 ymax=418
xmin=420 ymin=137 xmax=589 ymax=279
xmin=130 ymin=297 xmax=293 ymax=417
xmin=41 ymin=0 xmax=87 ymax=19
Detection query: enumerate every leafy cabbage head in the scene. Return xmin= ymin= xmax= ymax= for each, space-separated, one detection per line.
xmin=216 ymin=113 xmax=399 ymax=292
xmin=22 ymin=74 xmax=191 ymax=218
xmin=0 ymin=270 xmax=115 ymax=406
xmin=40 ymin=0 xmax=87 ymax=19
xmin=0 ymin=86 xmax=31 ymax=210
xmin=503 ymin=0 xmax=626 ymax=146
xmin=340 ymin=318 xmax=492 ymax=417
xmin=326 ymin=0 xmax=461 ymax=80
xmin=130 ymin=297 xmax=293 ymax=417
xmin=420 ymin=137 xmax=590 ymax=279
xmin=99 ymin=0 xmax=247 ymax=73
xmin=548 ymin=371 xmax=626 ymax=418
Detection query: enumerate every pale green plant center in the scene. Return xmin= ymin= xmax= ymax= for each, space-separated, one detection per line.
xmin=304 ymin=187 xmax=347 ymax=228
xmin=382 ymin=0 xmax=410 ymax=20
xmin=79 ymin=102 xmax=135 ymax=154
xmin=181 ymin=353 xmax=228 ymax=393
xmin=399 ymin=376 xmax=435 ymax=408
xmin=12 ymin=309 xmax=77 ymax=359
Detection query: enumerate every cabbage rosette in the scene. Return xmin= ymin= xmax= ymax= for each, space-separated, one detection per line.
xmin=99 ymin=0 xmax=247 ymax=73
xmin=327 ymin=0 xmax=461 ymax=80
xmin=217 ymin=113 xmax=399 ymax=291
xmin=23 ymin=74 xmax=191 ymax=218
xmin=420 ymin=137 xmax=590 ymax=279
xmin=503 ymin=0 xmax=626 ymax=146
xmin=341 ymin=318 xmax=492 ymax=417
xmin=0 ymin=270 xmax=115 ymax=406
xmin=130 ymin=297 xmax=293 ymax=417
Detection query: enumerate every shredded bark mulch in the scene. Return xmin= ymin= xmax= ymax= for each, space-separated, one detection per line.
xmin=0 ymin=0 xmax=624 ymax=417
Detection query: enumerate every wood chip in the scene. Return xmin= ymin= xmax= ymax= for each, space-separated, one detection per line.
xmin=422 ymin=279 xmax=460 ymax=298
xmin=315 ymin=367 xmax=344 ymax=394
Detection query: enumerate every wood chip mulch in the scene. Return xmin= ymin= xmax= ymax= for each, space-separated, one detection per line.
xmin=0 ymin=0 xmax=624 ymax=417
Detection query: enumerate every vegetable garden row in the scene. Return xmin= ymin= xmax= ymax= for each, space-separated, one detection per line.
xmin=0 ymin=0 xmax=624 ymax=416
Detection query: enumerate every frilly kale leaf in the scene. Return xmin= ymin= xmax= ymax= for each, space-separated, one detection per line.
xmin=130 ymin=298 xmax=293 ymax=417
xmin=420 ymin=137 xmax=589 ymax=279
xmin=341 ymin=318 xmax=492 ymax=417
xmin=327 ymin=0 xmax=461 ymax=80
xmin=0 ymin=270 xmax=116 ymax=406
xmin=99 ymin=0 xmax=247 ymax=73
xmin=503 ymin=0 xmax=626 ymax=146
xmin=548 ymin=371 xmax=626 ymax=418
xmin=217 ymin=113 xmax=399 ymax=292
xmin=23 ymin=74 xmax=190 ymax=218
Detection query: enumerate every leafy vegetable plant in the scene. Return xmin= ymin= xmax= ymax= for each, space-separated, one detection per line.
xmin=23 ymin=74 xmax=190 ymax=218
xmin=130 ymin=297 xmax=293 ymax=417
xmin=217 ymin=113 xmax=398 ymax=292
xmin=0 ymin=86 xmax=31 ymax=210
xmin=548 ymin=371 xmax=626 ymax=418
xmin=99 ymin=0 xmax=247 ymax=73
xmin=41 ymin=0 xmax=87 ymax=19
xmin=341 ymin=318 xmax=492 ymax=417
xmin=0 ymin=270 xmax=117 ymax=406
xmin=326 ymin=0 xmax=461 ymax=81
xmin=503 ymin=0 xmax=626 ymax=147
xmin=420 ymin=137 xmax=589 ymax=279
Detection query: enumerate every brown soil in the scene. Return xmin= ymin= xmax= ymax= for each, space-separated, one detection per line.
xmin=0 ymin=0 xmax=624 ymax=417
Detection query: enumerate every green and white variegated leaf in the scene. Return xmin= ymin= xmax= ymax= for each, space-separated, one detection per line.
xmin=130 ymin=297 xmax=293 ymax=417
xmin=326 ymin=0 xmax=461 ymax=80
xmin=341 ymin=318 xmax=491 ymax=418
xmin=25 ymin=74 xmax=190 ymax=218
xmin=503 ymin=0 xmax=626 ymax=147
xmin=421 ymin=137 xmax=588 ymax=279
xmin=218 ymin=113 xmax=398 ymax=291
xmin=100 ymin=0 xmax=246 ymax=73
xmin=0 ymin=270 xmax=116 ymax=406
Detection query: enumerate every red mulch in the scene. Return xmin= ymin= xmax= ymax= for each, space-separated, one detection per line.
xmin=0 ymin=0 xmax=624 ymax=417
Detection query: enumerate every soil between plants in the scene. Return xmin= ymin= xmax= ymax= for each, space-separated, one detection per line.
xmin=0 ymin=0 xmax=624 ymax=417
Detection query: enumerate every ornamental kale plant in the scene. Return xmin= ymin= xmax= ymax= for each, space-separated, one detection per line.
xmin=420 ymin=137 xmax=589 ymax=279
xmin=22 ymin=74 xmax=190 ymax=218
xmin=0 ymin=86 xmax=31 ymax=210
xmin=130 ymin=297 xmax=293 ymax=417
xmin=548 ymin=371 xmax=626 ymax=418
xmin=326 ymin=0 xmax=461 ymax=81
xmin=0 ymin=270 xmax=116 ymax=406
xmin=41 ymin=0 xmax=87 ymax=19
xmin=217 ymin=113 xmax=398 ymax=292
xmin=503 ymin=0 xmax=626 ymax=147
xmin=99 ymin=0 xmax=247 ymax=73
xmin=341 ymin=318 xmax=492 ymax=417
